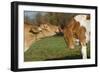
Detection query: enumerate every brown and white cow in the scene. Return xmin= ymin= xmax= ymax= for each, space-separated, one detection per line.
xmin=63 ymin=15 xmax=90 ymax=59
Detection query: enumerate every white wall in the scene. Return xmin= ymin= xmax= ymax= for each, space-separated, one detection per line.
xmin=0 ymin=0 xmax=99 ymax=73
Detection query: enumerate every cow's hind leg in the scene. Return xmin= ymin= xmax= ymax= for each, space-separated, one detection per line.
xmin=78 ymin=27 xmax=87 ymax=59
xmin=81 ymin=43 xmax=87 ymax=59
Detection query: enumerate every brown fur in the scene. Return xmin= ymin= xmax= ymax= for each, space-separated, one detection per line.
xmin=63 ymin=18 xmax=86 ymax=49
xmin=24 ymin=23 xmax=59 ymax=51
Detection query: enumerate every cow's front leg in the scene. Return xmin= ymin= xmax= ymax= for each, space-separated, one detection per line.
xmin=64 ymin=29 xmax=75 ymax=49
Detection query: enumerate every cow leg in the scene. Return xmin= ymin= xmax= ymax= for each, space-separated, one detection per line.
xmin=81 ymin=43 xmax=87 ymax=59
xmin=64 ymin=29 xmax=75 ymax=49
xmin=78 ymin=28 xmax=87 ymax=59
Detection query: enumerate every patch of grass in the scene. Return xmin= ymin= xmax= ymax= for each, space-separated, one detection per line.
xmin=24 ymin=36 xmax=90 ymax=62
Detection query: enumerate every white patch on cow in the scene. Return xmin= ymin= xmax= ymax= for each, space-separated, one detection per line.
xmin=81 ymin=45 xmax=87 ymax=59
xmin=85 ymin=32 xmax=90 ymax=43
xmin=74 ymin=15 xmax=90 ymax=43
xmin=74 ymin=15 xmax=86 ymax=21
xmin=74 ymin=15 xmax=90 ymax=32
xmin=74 ymin=15 xmax=90 ymax=59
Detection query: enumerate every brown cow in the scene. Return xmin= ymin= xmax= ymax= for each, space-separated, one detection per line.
xmin=63 ymin=15 xmax=90 ymax=59
xmin=24 ymin=23 xmax=59 ymax=52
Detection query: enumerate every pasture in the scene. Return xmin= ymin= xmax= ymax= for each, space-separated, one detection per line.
xmin=24 ymin=36 xmax=90 ymax=62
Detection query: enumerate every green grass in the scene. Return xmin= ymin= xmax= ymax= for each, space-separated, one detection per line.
xmin=24 ymin=36 xmax=90 ymax=62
